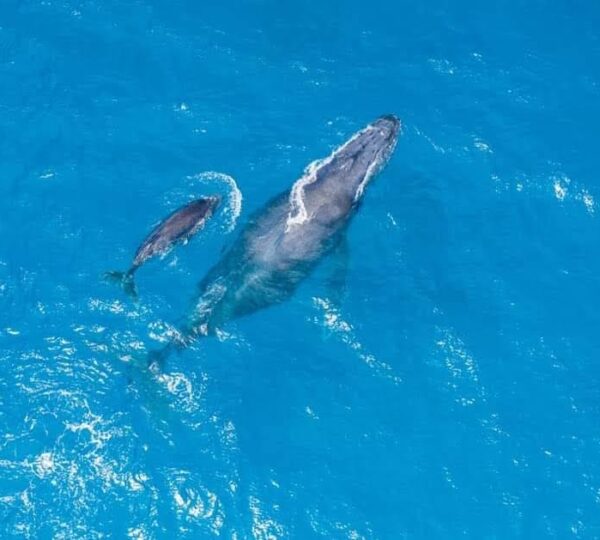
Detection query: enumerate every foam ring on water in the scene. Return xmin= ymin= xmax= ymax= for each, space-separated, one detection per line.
xmin=187 ymin=172 xmax=242 ymax=233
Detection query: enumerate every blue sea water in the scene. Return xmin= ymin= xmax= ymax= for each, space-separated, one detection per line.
xmin=1 ymin=0 xmax=600 ymax=538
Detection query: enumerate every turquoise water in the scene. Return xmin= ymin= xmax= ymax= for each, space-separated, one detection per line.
xmin=2 ymin=1 xmax=600 ymax=538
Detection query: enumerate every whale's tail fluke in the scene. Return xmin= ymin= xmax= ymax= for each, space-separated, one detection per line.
xmin=104 ymin=268 xmax=138 ymax=299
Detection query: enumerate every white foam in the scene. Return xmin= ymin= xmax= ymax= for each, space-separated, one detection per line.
xmin=167 ymin=471 xmax=222 ymax=529
xmin=553 ymin=179 xmax=567 ymax=201
xmin=34 ymin=452 xmax=55 ymax=478
xmin=128 ymin=527 xmax=149 ymax=540
xmin=550 ymin=174 xmax=597 ymax=215
xmin=582 ymin=190 xmax=595 ymax=214
xmin=147 ymin=320 xmax=183 ymax=344
xmin=188 ymin=171 xmax=242 ymax=232
xmin=474 ymin=138 xmax=493 ymax=153
xmin=428 ymin=58 xmax=457 ymax=75
xmin=305 ymin=406 xmax=319 ymax=419
xmin=286 ymin=157 xmax=328 ymax=230
xmin=155 ymin=371 xmax=199 ymax=413
xmin=249 ymin=495 xmax=286 ymax=540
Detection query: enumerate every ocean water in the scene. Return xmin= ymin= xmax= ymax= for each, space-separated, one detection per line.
xmin=1 ymin=1 xmax=600 ymax=538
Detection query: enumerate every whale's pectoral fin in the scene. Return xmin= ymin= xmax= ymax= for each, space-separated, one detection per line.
xmin=324 ymin=236 xmax=350 ymax=307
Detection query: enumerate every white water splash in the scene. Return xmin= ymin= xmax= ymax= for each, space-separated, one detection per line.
xmin=553 ymin=177 xmax=568 ymax=201
xmin=286 ymin=157 xmax=328 ymax=230
xmin=550 ymin=174 xmax=596 ymax=215
xmin=34 ymin=452 xmax=55 ymax=478
xmin=166 ymin=470 xmax=224 ymax=533
xmin=581 ymin=190 xmax=595 ymax=214
xmin=188 ymin=171 xmax=242 ymax=232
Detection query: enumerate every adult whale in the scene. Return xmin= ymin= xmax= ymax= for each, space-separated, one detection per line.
xmin=151 ymin=115 xmax=401 ymax=365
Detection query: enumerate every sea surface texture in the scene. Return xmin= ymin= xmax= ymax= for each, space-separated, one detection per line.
xmin=1 ymin=1 xmax=599 ymax=538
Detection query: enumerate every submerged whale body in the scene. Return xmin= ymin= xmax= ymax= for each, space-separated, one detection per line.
xmin=106 ymin=196 xmax=220 ymax=297
xmin=154 ymin=115 xmax=401 ymax=362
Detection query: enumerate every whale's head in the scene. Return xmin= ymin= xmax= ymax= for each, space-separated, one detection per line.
xmin=289 ymin=115 xmax=400 ymax=230
xmin=335 ymin=114 xmax=401 ymax=201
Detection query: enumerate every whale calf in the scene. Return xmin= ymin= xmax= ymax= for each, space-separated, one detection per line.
xmin=152 ymin=115 xmax=400 ymax=363
xmin=106 ymin=196 xmax=219 ymax=297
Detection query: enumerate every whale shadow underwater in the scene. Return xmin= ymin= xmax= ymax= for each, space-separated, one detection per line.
xmin=145 ymin=115 xmax=401 ymax=368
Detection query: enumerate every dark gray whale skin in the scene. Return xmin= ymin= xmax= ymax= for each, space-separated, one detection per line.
xmin=106 ymin=196 xmax=219 ymax=297
xmin=154 ymin=115 xmax=400 ymax=362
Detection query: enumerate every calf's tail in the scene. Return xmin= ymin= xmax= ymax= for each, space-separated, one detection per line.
xmin=104 ymin=268 xmax=138 ymax=299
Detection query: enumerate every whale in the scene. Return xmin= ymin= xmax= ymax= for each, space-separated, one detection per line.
xmin=106 ymin=196 xmax=220 ymax=297
xmin=151 ymin=115 xmax=400 ymax=364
